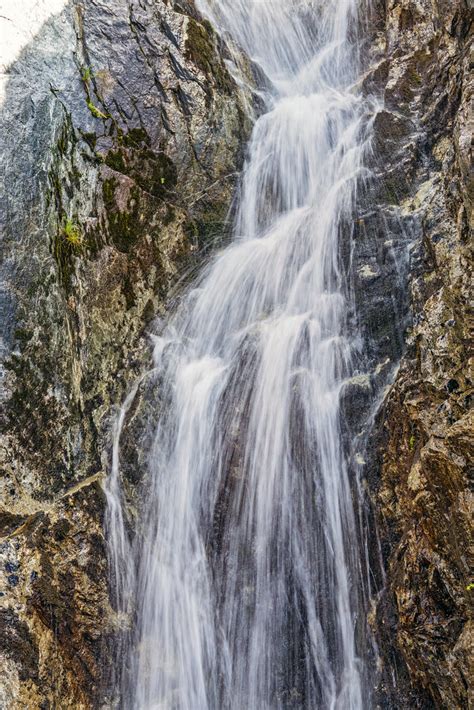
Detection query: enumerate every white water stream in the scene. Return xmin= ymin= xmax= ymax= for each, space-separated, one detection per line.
xmin=107 ymin=1 xmax=376 ymax=707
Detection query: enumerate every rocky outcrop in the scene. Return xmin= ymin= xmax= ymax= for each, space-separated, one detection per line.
xmin=0 ymin=1 xmax=250 ymax=706
xmin=366 ymin=1 xmax=472 ymax=707
xmin=1 ymin=0 xmax=471 ymax=707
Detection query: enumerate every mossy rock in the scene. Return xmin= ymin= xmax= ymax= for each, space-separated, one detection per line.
xmin=104 ymin=144 xmax=177 ymax=198
xmin=185 ymin=18 xmax=234 ymax=95
xmin=102 ymin=178 xmax=146 ymax=253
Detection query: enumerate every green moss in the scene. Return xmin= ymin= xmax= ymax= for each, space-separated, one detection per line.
xmin=14 ymin=327 xmax=31 ymax=345
xmin=62 ymin=219 xmax=83 ymax=248
xmin=104 ymin=144 xmax=177 ymax=197
xmin=185 ymin=18 xmax=233 ymax=94
xmin=409 ymin=70 xmax=423 ymax=86
xmin=46 ymin=115 xmax=96 ymax=290
xmin=105 ymin=149 xmax=127 ymax=173
xmin=81 ymin=66 xmax=92 ymax=83
xmin=81 ymin=132 xmax=97 ymax=150
xmin=145 ymin=150 xmax=177 ymax=196
xmin=81 ymin=64 xmax=110 ymax=121
xmin=57 ymin=121 xmax=70 ymax=156
xmin=51 ymin=215 xmax=86 ymax=290
xmin=102 ymin=179 xmax=144 ymax=253
xmin=120 ymin=127 xmax=150 ymax=148
xmin=86 ymin=100 xmax=109 ymax=120
xmin=102 ymin=177 xmax=117 ymax=205
xmin=185 ymin=18 xmax=214 ymax=70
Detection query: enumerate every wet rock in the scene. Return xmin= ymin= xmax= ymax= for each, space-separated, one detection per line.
xmin=340 ymin=374 xmax=374 ymax=435
xmin=373 ymin=109 xmax=414 ymax=159
xmin=0 ymin=0 xmax=252 ymax=706
xmin=1 ymin=0 xmax=470 ymax=707
xmin=364 ymin=1 xmax=473 ymax=707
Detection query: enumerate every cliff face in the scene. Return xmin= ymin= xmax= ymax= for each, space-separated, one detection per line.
xmin=368 ymin=1 xmax=472 ymax=707
xmin=0 ymin=0 xmax=471 ymax=708
xmin=0 ymin=1 xmax=250 ymax=706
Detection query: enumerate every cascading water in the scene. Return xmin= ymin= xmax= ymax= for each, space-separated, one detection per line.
xmin=107 ymin=1 xmax=377 ymax=707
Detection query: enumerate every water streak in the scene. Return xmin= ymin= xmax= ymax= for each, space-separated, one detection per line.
xmin=107 ymin=1 xmax=375 ymax=707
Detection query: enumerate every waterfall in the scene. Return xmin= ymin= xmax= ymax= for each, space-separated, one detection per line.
xmin=107 ymin=0 xmax=376 ymax=707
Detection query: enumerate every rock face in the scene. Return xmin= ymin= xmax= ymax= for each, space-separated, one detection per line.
xmin=0 ymin=0 xmax=471 ymax=707
xmin=0 ymin=1 xmax=250 ymax=706
xmin=365 ymin=1 xmax=473 ymax=707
